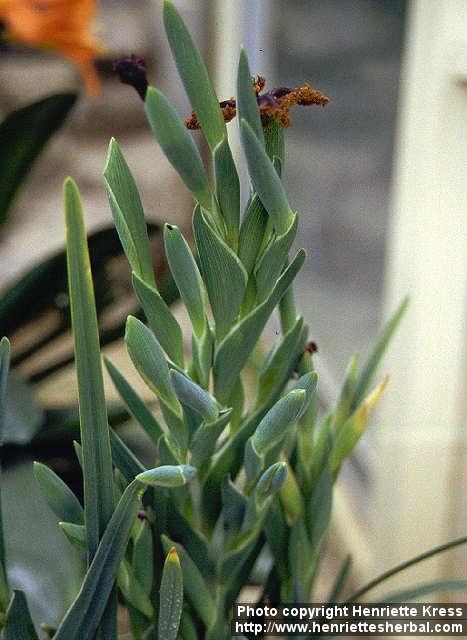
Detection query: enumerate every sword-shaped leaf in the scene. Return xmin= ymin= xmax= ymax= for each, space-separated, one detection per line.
xmin=163 ymin=0 xmax=226 ymax=151
xmin=193 ymin=205 xmax=247 ymax=338
xmin=33 ymin=461 xmax=84 ymax=524
xmin=214 ymin=250 xmax=306 ymax=403
xmin=240 ymin=119 xmax=294 ymax=235
xmin=237 ymin=48 xmax=264 ymax=145
xmin=132 ymin=272 xmax=185 ymax=368
xmin=64 ymin=178 xmax=114 ymax=561
xmin=103 ymin=138 xmax=155 ymax=287
xmin=158 ymin=546 xmax=184 ymax=640
xmin=145 ymin=87 xmax=212 ymax=211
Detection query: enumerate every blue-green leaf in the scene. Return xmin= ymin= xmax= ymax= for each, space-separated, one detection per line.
xmin=104 ymin=356 xmax=164 ymax=445
xmin=64 ymin=178 xmax=114 ymax=561
xmin=132 ymin=272 xmax=185 ymax=368
xmin=161 ymin=536 xmax=216 ymax=628
xmin=53 ymin=480 xmax=143 ymax=640
xmin=214 ymin=249 xmax=306 ymax=403
xmin=237 ymin=48 xmax=264 ymax=145
xmin=170 ymin=369 xmax=219 ymax=422
xmin=240 ymin=119 xmax=294 ymax=234
xmin=103 ymin=138 xmax=155 ymax=287
xmin=125 ymin=315 xmax=183 ymax=420
xmin=59 ymin=522 xmax=87 ymax=550
xmin=136 ymin=464 xmax=196 ymax=488
xmin=163 ymin=0 xmax=226 ymax=151
xmin=164 ymin=223 xmax=207 ymax=339
xmin=252 ymin=389 xmax=306 ymax=456
xmin=33 ymin=461 xmax=84 ymax=524
xmin=193 ymin=205 xmax=247 ymax=338
xmin=213 ymin=137 xmax=240 ymax=249
xmin=158 ymin=546 xmax=184 ymax=640
xmin=145 ymin=87 xmax=212 ymax=210
xmin=190 ymin=409 xmax=233 ymax=471
xmin=238 ymin=195 xmax=270 ymax=275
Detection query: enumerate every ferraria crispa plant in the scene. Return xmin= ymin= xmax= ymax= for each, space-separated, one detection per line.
xmin=1 ymin=2 xmax=466 ymax=639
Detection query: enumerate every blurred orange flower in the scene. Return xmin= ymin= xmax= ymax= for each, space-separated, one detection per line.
xmin=0 ymin=0 xmax=102 ymax=94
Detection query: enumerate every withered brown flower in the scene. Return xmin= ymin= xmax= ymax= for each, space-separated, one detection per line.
xmin=185 ymin=76 xmax=329 ymax=130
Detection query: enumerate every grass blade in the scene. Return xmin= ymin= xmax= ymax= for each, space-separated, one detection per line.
xmin=193 ymin=205 xmax=247 ymax=338
xmin=163 ymin=0 xmax=226 ymax=151
xmin=145 ymin=87 xmax=212 ymax=211
xmin=103 ymin=138 xmax=156 ymax=287
xmin=158 ymin=547 xmax=184 ymax=640
xmin=64 ymin=178 xmax=114 ymax=561
xmin=378 ymin=579 xmax=467 ymax=603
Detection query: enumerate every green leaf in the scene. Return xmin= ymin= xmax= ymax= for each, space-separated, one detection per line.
xmin=0 ymin=338 xmax=9 ymax=610
xmin=332 ymin=353 xmax=360 ymax=430
xmin=326 ymin=555 xmax=352 ymax=603
xmin=132 ymin=520 xmax=153 ymax=595
xmin=308 ymin=467 xmax=333 ymax=549
xmin=3 ymin=590 xmax=39 ymax=640
xmin=145 ymin=87 xmax=212 ymax=210
xmin=330 ymin=377 xmax=388 ymax=474
xmin=59 ymin=522 xmax=87 ymax=550
xmin=33 ymin=461 xmax=84 ymax=524
xmin=190 ymin=409 xmax=233 ymax=471
xmin=251 ymin=389 xmax=306 ymax=457
xmin=64 ymin=178 xmax=114 ymax=560
xmin=279 ymin=461 xmax=304 ymax=522
xmin=163 ymin=0 xmax=226 ymax=151
xmin=255 ymin=461 xmax=288 ymax=510
xmin=158 ymin=546 xmax=184 ymax=640
xmin=237 ymin=48 xmax=264 ymax=146
xmin=164 ymin=223 xmax=207 ymax=338
xmin=193 ymin=205 xmax=247 ymax=338
xmin=54 ymin=480 xmax=144 ymax=640
xmin=161 ymin=536 xmax=216 ymax=628
xmin=254 ymin=213 xmax=298 ymax=302
xmin=240 ymin=119 xmax=294 ymax=234
xmin=221 ymin=477 xmax=247 ymax=542
xmin=132 ymin=272 xmax=185 ymax=368
xmin=125 ymin=316 xmax=183 ymax=420
xmin=136 ymin=464 xmax=196 ymax=488
xmin=103 ymin=138 xmax=156 ymax=287
xmin=378 ymin=579 xmax=467 ymax=603
xmin=256 ymin=316 xmax=305 ymax=408
xmin=214 ymin=250 xmax=306 ymax=403
xmin=104 ymin=357 xmax=164 ymax=445
xmin=238 ymin=195 xmax=270 ymax=275
xmin=213 ymin=137 xmax=240 ymax=249
xmin=352 ymin=296 xmax=409 ymax=409
xmin=170 ymin=369 xmax=219 ymax=422
xmin=0 ymin=93 xmax=76 ymax=226
xmin=118 ymin=559 xmax=154 ymax=619
xmin=110 ymin=430 xmax=146 ymax=483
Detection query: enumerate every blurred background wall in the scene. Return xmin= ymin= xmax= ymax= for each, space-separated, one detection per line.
xmin=0 ymin=0 xmax=465 ymax=614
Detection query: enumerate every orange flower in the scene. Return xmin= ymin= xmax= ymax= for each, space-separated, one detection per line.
xmin=0 ymin=0 xmax=102 ymax=94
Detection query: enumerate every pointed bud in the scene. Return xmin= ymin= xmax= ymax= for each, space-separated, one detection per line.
xmin=136 ymin=464 xmax=197 ymax=487
xmin=256 ymin=462 xmax=288 ymax=500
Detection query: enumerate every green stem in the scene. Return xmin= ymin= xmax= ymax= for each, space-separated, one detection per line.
xmin=346 ymin=535 xmax=467 ymax=602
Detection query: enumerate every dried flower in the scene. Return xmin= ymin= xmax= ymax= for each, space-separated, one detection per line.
xmin=0 ymin=0 xmax=102 ymax=95
xmin=113 ymin=54 xmax=148 ymax=100
xmin=185 ymin=77 xmax=329 ymax=130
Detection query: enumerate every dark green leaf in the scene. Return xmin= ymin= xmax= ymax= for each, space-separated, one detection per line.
xmin=3 ymin=590 xmax=39 ymax=640
xmin=0 ymin=94 xmax=76 ymax=225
